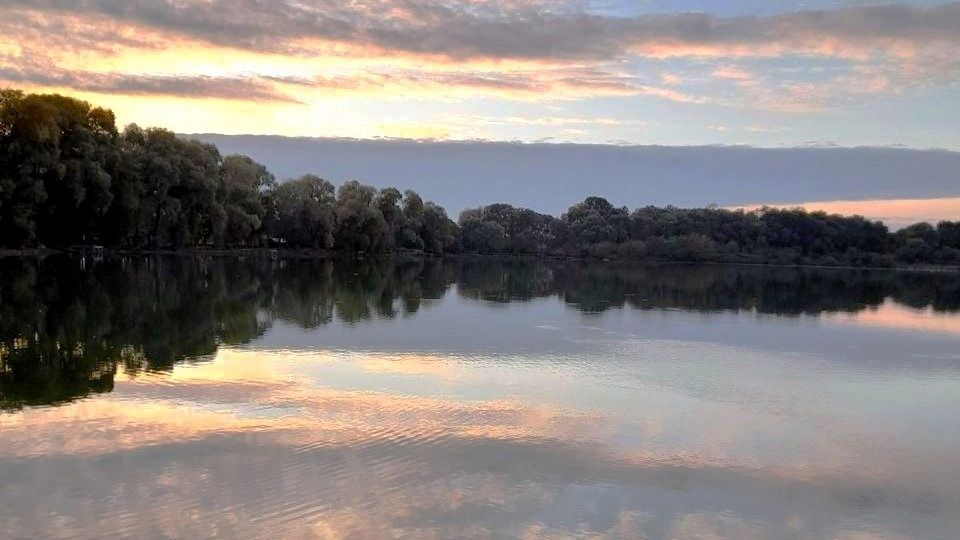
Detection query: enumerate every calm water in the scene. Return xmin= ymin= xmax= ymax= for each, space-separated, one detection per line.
xmin=2 ymin=256 xmax=960 ymax=539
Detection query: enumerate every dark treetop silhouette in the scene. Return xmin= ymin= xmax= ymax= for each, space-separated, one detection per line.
xmin=2 ymin=90 xmax=960 ymax=266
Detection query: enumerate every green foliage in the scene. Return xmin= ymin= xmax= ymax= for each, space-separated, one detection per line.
xmin=0 ymin=91 xmax=116 ymax=246
xmin=2 ymin=89 xmax=958 ymax=265
xmin=459 ymin=203 xmax=563 ymax=254
xmin=456 ymin=199 xmax=959 ymax=267
xmin=333 ymin=180 xmax=388 ymax=252
xmin=461 ymin=219 xmax=508 ymax=252
xmin=0 ymin=90 xmax=457 ymax=254
xmin=564 ymin=197 xmax=630 ymax=245
xmin=219 ymin=154 xmax=274 ymax=245
xmin=264 ymin=174 xmax=336 ymax=248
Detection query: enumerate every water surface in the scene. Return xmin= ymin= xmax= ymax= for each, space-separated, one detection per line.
xmin=2 ymin=256 xmax=959 ymax=539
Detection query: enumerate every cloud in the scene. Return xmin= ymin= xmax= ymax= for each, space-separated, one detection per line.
xmin=704 ymin=58 xmax=939 ymax=112
xmin=660 ymin=72 xmax=682 ymax=86
xmin=1 ymin=1 xmax=957 ymax=129
xmin=2 ymin=1 xmax=959 ymax=62
xmin=0 ymin=8 xmax=165 ymax=55
xmin=0 ymin=55 xmax=302 ymax=103
xmin=278 ymin=66 xmax=702 ymax=102
xmin=711 ymin=65 xmax=754 ymax=82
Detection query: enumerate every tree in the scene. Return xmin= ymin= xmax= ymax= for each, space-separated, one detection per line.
xmin=563 ymin=197 xmax=630 ymax=246
xmin=334 ymin=180 xmax=388 ymax=252
xmin=896 ymin=222 xmax=939 ymax=263
xmin=0 ymin=89 xmax=43 ymax=247
xmin=421 ymin=202 xmax=459 ymax=254
xmin=375 ymin=187 xmax=404 ymax=250
xmin=461 ymin=218 xmax=508 ymax=252
xmin=102 ymin=125 xmax=148 ymax=247
xmin=264 ymin=174 xmax=336 ymax=248
xmin=397 ymin=189 xmax=425 ymax=249
xmin=0 ymin=91 xmax=116 ymax=246
xmin=218 ymin=154 xmax=273 ymax=246
xmin=126 ymin=128 xmax=220 ymax=248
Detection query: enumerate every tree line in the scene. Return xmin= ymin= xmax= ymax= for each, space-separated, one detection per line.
xmin=2 ymin=90 xmax=959 ymax=266
xmin=461 ymin=199 xmax=960 ymax=266
xmin=0 ymin=90 xmax=458 ymax=253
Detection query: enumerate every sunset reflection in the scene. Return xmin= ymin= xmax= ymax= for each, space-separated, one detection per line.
xmin=7 ymin=342 xmax=960 ymax=538
xmin=2 ymin=257 xmax=959 ymax=539
xmin=3 ymin=341 xmax=959 ymax=538
xmin=827 ymin=299 xmax=960 ymax=336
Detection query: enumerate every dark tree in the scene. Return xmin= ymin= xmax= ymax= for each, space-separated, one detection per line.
xmin=2 ymin=89 xmax=959 ymax=266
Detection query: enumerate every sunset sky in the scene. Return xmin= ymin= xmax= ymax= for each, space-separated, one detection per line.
xmin=2 ymin=0 xmax=958 ymax=146
xmin=2 ymin=0 xmax=959 ymax=221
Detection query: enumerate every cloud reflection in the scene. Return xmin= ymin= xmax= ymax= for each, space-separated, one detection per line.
xmin=3 ymin=344 xmax=959 ymax=538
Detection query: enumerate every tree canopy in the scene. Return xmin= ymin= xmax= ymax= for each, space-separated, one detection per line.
xmin=2 ymin=90 xmax=959 ymax=267
xmin=457 ymin=200 xmax=960 ymax=266
xmin=0 ymin=90 xmax=458 ymax=253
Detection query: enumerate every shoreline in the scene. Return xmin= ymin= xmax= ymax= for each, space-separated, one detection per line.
xmin=3 ymin=247 xmax=958 ymax=273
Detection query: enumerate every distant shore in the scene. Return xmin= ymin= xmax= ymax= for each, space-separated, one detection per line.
xmin=5 ymin=91 xmax=960 ymax=272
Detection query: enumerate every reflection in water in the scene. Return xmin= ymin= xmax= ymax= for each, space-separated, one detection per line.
xmin=828 ymin=299 xmax=960 ymax=336
xmin=1 ymin=255 xmax=959 ymax=539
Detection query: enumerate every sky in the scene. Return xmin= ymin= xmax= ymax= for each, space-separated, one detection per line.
xmin=2 ymin=0 xmax=958 ymax=147
xmin=2 ymin=0 xmax=959 ymax=222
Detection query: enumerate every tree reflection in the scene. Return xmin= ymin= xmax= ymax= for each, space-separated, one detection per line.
xmin=2 ymin=255 xmax=958 ymax=408
xmin=455 ymin=260 xmax=960 ymax=315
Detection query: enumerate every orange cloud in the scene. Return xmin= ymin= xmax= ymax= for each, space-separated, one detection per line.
xmin=1 ymin=0 xmax=958 ymax=140
xmin=0 ymin=0 xmax=954 ymax=147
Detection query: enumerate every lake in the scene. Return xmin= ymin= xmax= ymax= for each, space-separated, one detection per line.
xmin=1 ymin=255 xmax=959 ymax=539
